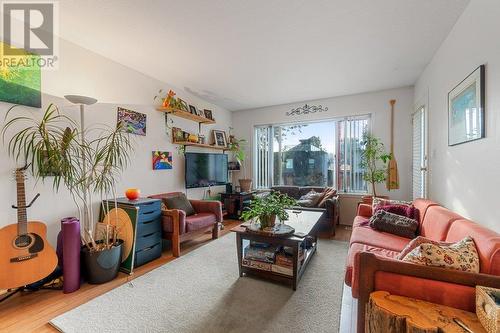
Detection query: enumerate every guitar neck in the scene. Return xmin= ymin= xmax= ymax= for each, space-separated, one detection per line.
xmin=16 ymin=179 xmax=28 ymax=235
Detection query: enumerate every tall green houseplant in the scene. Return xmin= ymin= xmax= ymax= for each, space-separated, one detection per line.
xmin=360 ymin=133 xmax=391 ymax=198
xmin=2 ymin=103 xmax=133 ymax=250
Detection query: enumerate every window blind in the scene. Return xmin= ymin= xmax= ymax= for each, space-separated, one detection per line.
xmin=412 ymin=108 xmax=425 ymax=199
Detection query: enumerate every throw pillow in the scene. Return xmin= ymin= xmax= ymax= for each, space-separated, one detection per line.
xmin=397 ymin=236 xmax=453 ymax=260
xmin=162 ymin=194 xmax=195 ymax=216
xmin=369 ymin=210 xmax=418 ymax=238
xmin=401 ymin=236 xmax=480 ymax=273
xmin=318 ymin=187 xmax=337 ymax=208
xmin=374 ymin=204 xmax=419 ymax=220
xmin=372 ymin=197 xmax=412 ymax=210
xmin=297 ymin=199 xmax=314 ymax=207
xmin=299 ymin=190 xmax=322 ymax=207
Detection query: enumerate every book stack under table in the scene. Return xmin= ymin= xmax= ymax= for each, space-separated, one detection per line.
xmin=242 ymin=241 xmax=308 ymax=277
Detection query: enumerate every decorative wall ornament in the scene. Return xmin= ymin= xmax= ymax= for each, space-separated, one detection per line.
xmin=286 ymin=104 xmax=328 ymax=116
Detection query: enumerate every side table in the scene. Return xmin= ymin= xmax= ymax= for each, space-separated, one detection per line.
xmin=366 ymin=291 xmax=486 ymax=333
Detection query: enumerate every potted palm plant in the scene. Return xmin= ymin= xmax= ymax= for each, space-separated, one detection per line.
xmin=2 ymin=103 xmax=133 ymax=283
xmin=227 ymin=130 xmax=252 ymax=192
xmin=241 ymin=192 xmax=296 ymax=229
xmin=360 ymin=133 xmax=392 ymax=202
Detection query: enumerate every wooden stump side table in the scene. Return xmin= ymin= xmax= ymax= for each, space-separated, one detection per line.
xmin=366 ymin=291 xmax=487 ymax=333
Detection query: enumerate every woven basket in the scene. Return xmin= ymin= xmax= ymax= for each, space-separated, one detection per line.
xmin=476 ymin=286 xmax=500 ymax=333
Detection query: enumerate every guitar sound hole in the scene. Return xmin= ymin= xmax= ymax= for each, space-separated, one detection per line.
xmin=14 ymin=234 xmax=33 ymax=248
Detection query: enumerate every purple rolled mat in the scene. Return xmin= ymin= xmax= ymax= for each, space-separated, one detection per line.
xmin=62 ymin=217 xmax=81 ymax=293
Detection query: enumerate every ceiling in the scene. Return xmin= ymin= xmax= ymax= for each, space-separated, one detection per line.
xmin=58 ymin=0 xmax=469 ymax=111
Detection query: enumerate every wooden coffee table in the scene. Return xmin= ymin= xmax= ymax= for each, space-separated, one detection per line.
xmin=231 ymin=210 xmax=323 ymax=290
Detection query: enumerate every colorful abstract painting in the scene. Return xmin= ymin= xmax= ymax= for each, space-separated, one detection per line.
xmin=0 ymin=42 xmax=41 ymax=108
xmin=152 ymin=151 xmax=173 ymax=170
xmin=117 ymin=107 xmax=147 ymax=136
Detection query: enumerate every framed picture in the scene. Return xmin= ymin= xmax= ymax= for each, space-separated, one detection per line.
xmin=213 ymin=130 xmax=227 ymax=147
xmin=152 ymin=151 xmax=173 ymax=170
xmin=197 ymin=108 xmax=205 ymax=117
xmin=172 ymin=127 xmax=184 ymax=143
xmin=189 ymin=105 xmax=197 ymax=115
xmin=204 ymin=109 xmax=213 ymax=120
xmin=0 ymin=42 xmax=41 ymax=108
xmin=117 ymin=107 xmax=147 ymax=136
xmin=448 ymin=65 xmax=485 ymax=146
xmin=178 ymin=98 xmax=189 ymax=112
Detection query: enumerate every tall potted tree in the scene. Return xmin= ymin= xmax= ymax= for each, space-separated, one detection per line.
xmin=2 ymin=103 xmax=134 ymax=283
xmin=227 ymin=131 xmax=252 ymax=192
xmin=360 ymin=133 xmax=392 ymax=201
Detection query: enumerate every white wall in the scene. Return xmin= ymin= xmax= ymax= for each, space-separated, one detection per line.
xmin=0 ymin=39 xmax=232 ymax=244
xmin=414 ymin=0 xmax=500 ymax=230
xmin=231 ymin=86 xmax=415 ymax=224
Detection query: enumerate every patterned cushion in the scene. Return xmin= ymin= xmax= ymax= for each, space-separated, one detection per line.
xmin=369 ymin=210 xmax=418 ymax=238
xmin=318 ymin=187 xmax=337 ymax=208
xmin=401 ymin=236 xmax=480 ymax=273
xmin=372 ymin=197 xmax=412 ymax=210
xmin=397 ymin=236 xmax=452 ymax=260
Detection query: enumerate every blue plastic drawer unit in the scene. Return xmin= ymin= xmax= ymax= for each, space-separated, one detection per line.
xmin=102 ymin=198 xmax=162 ymax=269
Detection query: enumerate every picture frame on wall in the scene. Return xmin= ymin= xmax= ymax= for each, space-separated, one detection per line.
xmin=204 ymin=109 xmax=213 ymax=120
xmin=448 ymin=65 xmax=485 ymax=146
xmin=189 ymin=105 xmax=198 ymax=115
xmin=172 ymin=127 xmax=184 ymax=143
xmin=178 ymin=98 xmax=189 ymax=112
xmin=213 ymin=130 xmax=227 ymax=147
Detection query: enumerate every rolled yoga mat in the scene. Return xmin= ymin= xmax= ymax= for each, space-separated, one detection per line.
xmin=62 ymin=217 xmax=81 ymax=293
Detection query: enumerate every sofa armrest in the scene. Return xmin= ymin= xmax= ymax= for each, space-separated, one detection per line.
xmin=324 ymin=196 xmax=339 ymax=220
xmin=161 ymin=208 xmax=186 ymax=235
xmin=357 ymin=203 xmax=372 ymax=218
xmin=355 ymin=252 xmax=500 ymax=333
xmin=189 ymin=200 xmax=223 ymax=223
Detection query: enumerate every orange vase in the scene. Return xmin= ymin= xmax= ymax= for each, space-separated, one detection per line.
xmin=125 ymin=188 xmax=141 ymax=200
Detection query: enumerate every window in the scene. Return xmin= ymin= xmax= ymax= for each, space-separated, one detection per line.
xmin=254 ymin=115 xmax=370 ymax=193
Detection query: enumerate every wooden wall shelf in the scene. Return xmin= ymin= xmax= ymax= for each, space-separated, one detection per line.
xmin=173 ymin=141 xmax=228 ymax=151
xmin=157 ymin=107 xmax=215 ymax=124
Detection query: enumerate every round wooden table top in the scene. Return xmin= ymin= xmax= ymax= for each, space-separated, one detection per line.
xmin=245 ymin=222 xmax=295 ymax=236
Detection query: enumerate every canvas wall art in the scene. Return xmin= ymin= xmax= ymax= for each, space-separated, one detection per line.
xmin=152 ymin=151 xmax=173 ymax=170
xmin=117 ymin=107 xmax=147 ymax=136
xmin=0 ymin=42 xmax=41 ymax=108
xmin=448 ymin=65 xmax=485 ymax=146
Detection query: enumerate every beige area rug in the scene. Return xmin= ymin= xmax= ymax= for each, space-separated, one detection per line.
xmin=51 ymin=232 xmax=349 ymax=333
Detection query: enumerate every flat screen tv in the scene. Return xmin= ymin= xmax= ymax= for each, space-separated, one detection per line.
xmin=185 ymin=152 xmax=228 ymax=188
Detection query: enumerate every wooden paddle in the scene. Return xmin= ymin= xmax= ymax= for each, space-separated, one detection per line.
xmin=387 ymin=99 xmax=399 ymax=190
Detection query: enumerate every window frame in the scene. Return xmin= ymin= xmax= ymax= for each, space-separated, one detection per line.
xmin=253 ymin=114 xmax=372 ymax=193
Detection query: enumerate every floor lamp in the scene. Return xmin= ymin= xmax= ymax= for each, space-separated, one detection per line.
xmin=64 ymin=95 xmax=98 ymax=241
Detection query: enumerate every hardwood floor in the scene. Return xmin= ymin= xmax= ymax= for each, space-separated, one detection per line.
xmin=0 ymin=220 xmax=351 ymax=333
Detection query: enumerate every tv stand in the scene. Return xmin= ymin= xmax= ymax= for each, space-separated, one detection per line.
xmin=221 ymin=192 xmax=255 ymax=220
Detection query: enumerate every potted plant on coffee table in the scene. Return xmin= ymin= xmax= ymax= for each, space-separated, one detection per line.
xmin=241 ymin=192 xmax=297 ymax=229
xmin=2 ymin=103 xmax=134 ymax=284
xmin=360 ymin=133 xmax=392 ymax=204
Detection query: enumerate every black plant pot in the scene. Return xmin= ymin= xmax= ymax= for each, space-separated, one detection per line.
xmin=81 ymin=240 xmax=123 ymax=284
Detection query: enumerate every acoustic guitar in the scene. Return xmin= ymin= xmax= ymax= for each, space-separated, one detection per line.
xmin=0 ymin=167 xmax=57 ymax=289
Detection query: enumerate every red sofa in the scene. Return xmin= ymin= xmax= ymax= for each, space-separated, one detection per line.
xmin=148 ymin=192 xmax=222 ymax=257
xmin=346 ymin=199 xmax=500 ymax=331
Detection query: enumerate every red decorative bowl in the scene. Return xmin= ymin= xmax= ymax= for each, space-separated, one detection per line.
xmin=125 ymin=188 xmax=141 ymax=200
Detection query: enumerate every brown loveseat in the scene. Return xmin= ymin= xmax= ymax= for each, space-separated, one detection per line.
xmin=148 ymin=192 xmax=222 ymax=257
xmin=271 ymin=186 xmax=339 ymax=235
